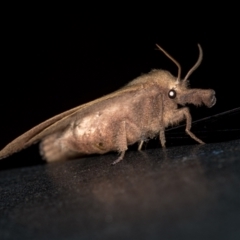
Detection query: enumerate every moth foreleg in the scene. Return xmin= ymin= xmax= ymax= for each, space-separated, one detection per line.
xmin=111 ymin=120 xmax=128 ymax=165
xmin=180 ymin=107 xmax=205 ymax=144
xmin=158 ymin=94 xmax=166 ymax=148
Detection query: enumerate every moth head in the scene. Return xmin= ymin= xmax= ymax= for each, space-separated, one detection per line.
xmin=156 ymin=44 xmax=216 ymax=108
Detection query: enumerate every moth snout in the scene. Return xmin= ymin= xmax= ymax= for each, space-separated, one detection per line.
xmin=205 ymin=89 xmax=216 ymax=108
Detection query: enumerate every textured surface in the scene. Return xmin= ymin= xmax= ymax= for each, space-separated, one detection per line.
xmin=1 ymin=139 xmax=240 ymax=240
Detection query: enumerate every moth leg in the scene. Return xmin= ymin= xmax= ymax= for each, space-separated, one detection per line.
xmin=138 ymin=140 xmax=144 ymax=151
xmin=159 ymin=128 xmax=166 ymax=148
xmin=158 ymin=94 xmax=166 ymax=148
xmin=178 ymin=107 xmax=204 ymax=144
xmin=183 ymin=108 xmax=204 ymax=144
xmin=111 ymin=151 xmax=126 ymax=165
xmin=112 ymin=121 xmax=128 ymax=165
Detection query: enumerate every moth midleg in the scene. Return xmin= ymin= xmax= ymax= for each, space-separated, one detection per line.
xmin=138 ymin=140 xmax=144 ymax=151
xmin=177 ymin=107 xmax=205 ymax=144
xmin=112 ymin=120 xmax=128 ymax=165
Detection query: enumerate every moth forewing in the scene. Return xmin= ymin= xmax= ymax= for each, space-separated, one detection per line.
xmin=0 ymin=44 xmax=216 ymax=164
xmin=0 ymin=84 xmax=144 ymax=159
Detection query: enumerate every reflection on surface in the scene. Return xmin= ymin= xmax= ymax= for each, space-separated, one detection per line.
xmin=1 ymin=140 xmax=240 ymax=239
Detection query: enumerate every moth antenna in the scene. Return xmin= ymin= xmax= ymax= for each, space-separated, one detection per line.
xmin=155 ymin=44 xmax=181 ymax=83
xmin=183 ymin=44 xmax=203 ymax=82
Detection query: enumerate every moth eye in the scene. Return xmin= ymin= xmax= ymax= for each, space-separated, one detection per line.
xmin=168 ymin=89 xmax=176 ymax=99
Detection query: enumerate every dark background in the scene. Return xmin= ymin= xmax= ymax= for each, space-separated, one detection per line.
xmin=1 ymin=5 xmax=240 ymax=240
xmin=0 ymin=5 xmax=239 ymax=167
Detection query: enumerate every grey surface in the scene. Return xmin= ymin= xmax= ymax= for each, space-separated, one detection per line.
xmin=1 ymin=140 xmax=240 ymax=240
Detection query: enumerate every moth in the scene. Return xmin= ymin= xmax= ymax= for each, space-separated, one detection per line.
xmin=0 ymin=44 xmax=216 ymax=165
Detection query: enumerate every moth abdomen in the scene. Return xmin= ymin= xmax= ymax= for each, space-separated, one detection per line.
xmin=40 ymin=132 xmax=79 ymax=162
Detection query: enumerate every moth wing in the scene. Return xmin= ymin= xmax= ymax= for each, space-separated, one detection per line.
xmin=0 ymin=84 xmax=141 ymax=159
xmin=0 ymin=104 xmax=84 ymax=159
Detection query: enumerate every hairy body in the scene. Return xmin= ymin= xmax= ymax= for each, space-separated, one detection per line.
xmin=0 ymin=45 xmax=216 ymax=164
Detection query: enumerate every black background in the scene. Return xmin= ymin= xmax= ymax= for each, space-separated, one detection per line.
xmin=1 ymin=5 xmax=240 ymax=240
xmin=1 ymin=5 xmax=239 ymax=166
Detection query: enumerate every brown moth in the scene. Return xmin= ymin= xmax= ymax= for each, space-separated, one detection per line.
xmin=0 ymin=44 xmax=216 ymax=165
